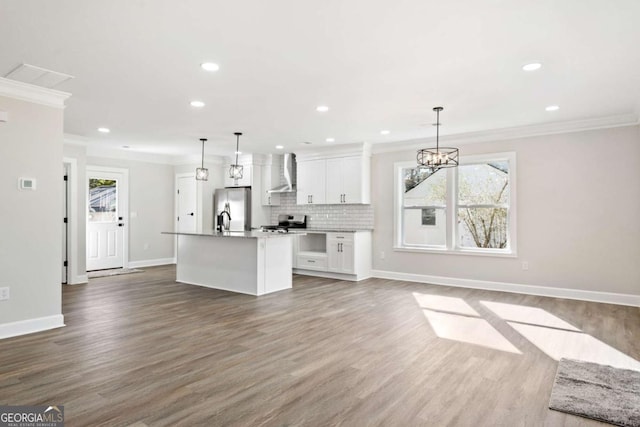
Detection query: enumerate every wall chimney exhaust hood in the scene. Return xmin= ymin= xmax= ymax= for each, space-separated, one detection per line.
xmin=268 ymin=153 xmax=296 ymax=193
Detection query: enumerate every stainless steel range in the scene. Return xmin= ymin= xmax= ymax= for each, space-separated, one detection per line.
xmin=260 ymin=214 xmax=306 ymax=233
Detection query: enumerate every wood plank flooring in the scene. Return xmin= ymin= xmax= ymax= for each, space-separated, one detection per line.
xmin=1 ymin=265 xmax=638 ymax=426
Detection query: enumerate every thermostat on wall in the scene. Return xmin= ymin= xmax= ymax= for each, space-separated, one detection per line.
xmin=19 ymin=178 xmax=36 ymax=190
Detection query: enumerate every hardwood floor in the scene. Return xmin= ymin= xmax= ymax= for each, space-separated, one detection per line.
xmin=1 ymin=265 xmax=638 ymax=426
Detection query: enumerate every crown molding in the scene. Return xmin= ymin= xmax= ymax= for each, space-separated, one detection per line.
xmin=295 ymin=142 xmax=371 ymax=161
xmin=0 ymin=77 xmax=71 ymax=108
xmin=372 ymin=113 xmax=640 ymax=154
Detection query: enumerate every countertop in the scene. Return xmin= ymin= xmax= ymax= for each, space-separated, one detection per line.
xmin=162 ymin=230 xmax=298 ymax=239
xmin=290 ymin=228 xmax=373 ymax=233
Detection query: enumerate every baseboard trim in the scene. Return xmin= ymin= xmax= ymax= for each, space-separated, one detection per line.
xmin=293 ymin=268 xmax=365 ymax=282
xmin=0 ymin=315 xmax=65 ymax=340
xmin=371 ymin=270 xmax=640 ymax=307
xmin=66 ymin=274 xmax=88 ymax=285
xmin=129 ymin=257 xmax=176 ymax=269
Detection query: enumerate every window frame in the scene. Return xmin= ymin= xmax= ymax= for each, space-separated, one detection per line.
xmin=394 ymin=152 xmax=517 ymax=257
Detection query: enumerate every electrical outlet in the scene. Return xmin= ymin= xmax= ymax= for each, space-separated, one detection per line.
xmin=0 ymin=287 xmax=9 ymax=301
xmin=522 ymin=261 xmax=529 ymax=271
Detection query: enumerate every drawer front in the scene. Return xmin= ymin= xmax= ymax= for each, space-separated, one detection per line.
xmin=327 ymin=232 xmax=354 ymax=242
xmin=297 ymin=255 xmax=328 ymax=270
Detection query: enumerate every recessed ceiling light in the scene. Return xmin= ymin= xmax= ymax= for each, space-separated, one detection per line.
xmin=316 ymin=105 xmax=329 ymax=112
xmin=275 ymin=145 xmax=284 ymax=150
xmin=122 ymin=145 xmax=130 ymax=149
xmin=522 ymin=62 xmax=542 ymax=71
xmin=380 ymin=130 xmax=390 ymax=135
xmin=326 ymin=137 xmax=335 ymax=143
xmin=97 ymin=127 xmax=110 ymax=133
xmin=302 ymin=141 xmax=313 ymax=145
xmin=201 ymin=62 xmax=219 ymax=72
xmin=545 ymin=105 xmax=560 ymax=111
xmin=190 ymin=100 xmax=205 ymax=108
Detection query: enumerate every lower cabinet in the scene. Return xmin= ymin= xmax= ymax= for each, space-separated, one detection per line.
xmin=327 ymin=233 xmax=355 ymax=274
xmin=293 ymin=231 xmax=371 ymax=281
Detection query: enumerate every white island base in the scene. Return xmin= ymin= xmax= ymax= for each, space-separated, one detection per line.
xmin=171 ymin=232 xmax=293 ymax=296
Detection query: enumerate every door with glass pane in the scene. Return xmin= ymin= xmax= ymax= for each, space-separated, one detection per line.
xmin=87 ymin=170 xmax=125 ymax=271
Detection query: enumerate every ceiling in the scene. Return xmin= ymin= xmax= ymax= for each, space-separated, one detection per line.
xmin=1 ymin=0 xmax=639 ymax=158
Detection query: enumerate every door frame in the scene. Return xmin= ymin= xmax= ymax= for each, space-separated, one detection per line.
xmin=87 ymin=165 xmax=130 ymax=269
xmin=63 ymin=157 xmax=86 ymax=284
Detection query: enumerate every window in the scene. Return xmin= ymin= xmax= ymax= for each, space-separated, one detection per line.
xmin=395 ymin=152 xmax=516 ymax=256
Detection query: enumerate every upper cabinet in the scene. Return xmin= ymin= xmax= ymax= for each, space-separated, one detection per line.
xmin=261 ymin=155 xmax=281 ymax=206
xmin=296 ymin=144 xmax=371 ymax=205
xmin=296 ymin=159 xmax=326 ymax=205
xmin=325 ymin=156 xmax=370 ymax=204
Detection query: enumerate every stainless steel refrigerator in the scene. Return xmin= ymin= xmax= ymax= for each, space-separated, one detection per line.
xmin=214 ymin=187 xmax=251 ymax=231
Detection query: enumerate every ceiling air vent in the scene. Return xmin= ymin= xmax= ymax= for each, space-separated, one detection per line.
xmin=4 ymin=63 xmax=74 ymax=89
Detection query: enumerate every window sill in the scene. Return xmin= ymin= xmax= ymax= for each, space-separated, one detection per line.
xmin=393 ymin=246 xmax=517 ymax=258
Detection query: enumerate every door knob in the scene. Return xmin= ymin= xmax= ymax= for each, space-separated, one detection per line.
xmin=188 ymin=212 xmax=194 ymax=216
xmin=118 ymin=223 xmax=124 ymax=227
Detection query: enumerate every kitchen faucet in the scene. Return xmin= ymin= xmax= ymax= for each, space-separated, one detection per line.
xmin=217 ymin=204 xmax=232 ymax=232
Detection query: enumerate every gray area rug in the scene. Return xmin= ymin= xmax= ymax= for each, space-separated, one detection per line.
xmin=549 ymin=358 xmax=640 ymax=427
xmin=88 ymin=268 xmax=144 ymax=278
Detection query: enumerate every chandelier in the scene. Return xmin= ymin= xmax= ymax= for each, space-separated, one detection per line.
xmin=416 ymin=107 xmax=458 ymax=171
xmin=229 ymin=132 xmax=243 ymax=184
xmin=195 ymin=138 xmax=209 ymax=181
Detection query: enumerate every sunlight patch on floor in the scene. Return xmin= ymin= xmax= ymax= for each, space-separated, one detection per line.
xmin=413 ymin=293 xmax=479 ymax=316
xmin=422 ymin=309 xmax=522 ymax=354
xmin=480 ymin=301 xmax=580 ymax=331
xmin=509 ymin=322 xmax=640 ymax=370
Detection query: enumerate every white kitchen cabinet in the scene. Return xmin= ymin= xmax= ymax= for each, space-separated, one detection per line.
xmin=223 ymin=164 xmax=252 ymax=188
xmin=327 ymin=233 xmax=355 ymax=274
xmin=296 ymin=159 xmax=326 ymax=205
xmin=261 ymin=156 xmax=281 ymax=206
xmin=325 ymin=156 xmax=370 ymax=204
xmin=293 ymin=231 xmax=371 ymax=281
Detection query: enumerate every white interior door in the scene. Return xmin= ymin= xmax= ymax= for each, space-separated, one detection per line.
xmin=87 ymin=168 xmax=127 ymax=271
xmin=177 ymin=175 xmax=197 ymax=232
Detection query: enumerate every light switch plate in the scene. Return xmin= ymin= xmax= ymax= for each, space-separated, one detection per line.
xmin=19 ymin=177 xmax=36 ymax=190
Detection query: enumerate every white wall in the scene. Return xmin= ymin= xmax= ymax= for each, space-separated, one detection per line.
xmin=372 ymin=125 xmax=640 ymax=297
xmin=87 ymin=157 xmax=175 ymax=263
xmin=0 ymin=94 xmax=65 ymax=331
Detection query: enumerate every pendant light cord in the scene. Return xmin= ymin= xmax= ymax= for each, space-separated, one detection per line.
xmin=235 ymin=134 xmax=239 ymax=165
xmin=201 ymin=139 xmax=205 ymax=168
xmin=435 ymin=107 xmax=441 ymax=152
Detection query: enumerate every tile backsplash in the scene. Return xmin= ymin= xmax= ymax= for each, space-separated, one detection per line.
xmin=270 ymin=193 xmax=374 ymax=229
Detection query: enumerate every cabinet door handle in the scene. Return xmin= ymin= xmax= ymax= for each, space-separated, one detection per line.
xmin=310 ymin=195 xmax=313 ymax=204
xmin=308 ymin=195 xmax=311 ymax=204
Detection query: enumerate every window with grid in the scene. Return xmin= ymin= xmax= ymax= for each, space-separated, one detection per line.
xmin=395 ymin=153 xmax=516 ymax=256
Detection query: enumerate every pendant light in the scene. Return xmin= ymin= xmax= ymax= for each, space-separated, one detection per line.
xmin=196 ymin=138 xmax=209 ymax=181
xmin=416 ymin=107 xmax=458 ymax=172
xmin=228 ymin=132 xmax=244 ymax=184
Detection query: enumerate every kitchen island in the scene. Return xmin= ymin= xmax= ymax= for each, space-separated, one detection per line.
xmin=163 ymin=231 xmax=294 ymax=296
